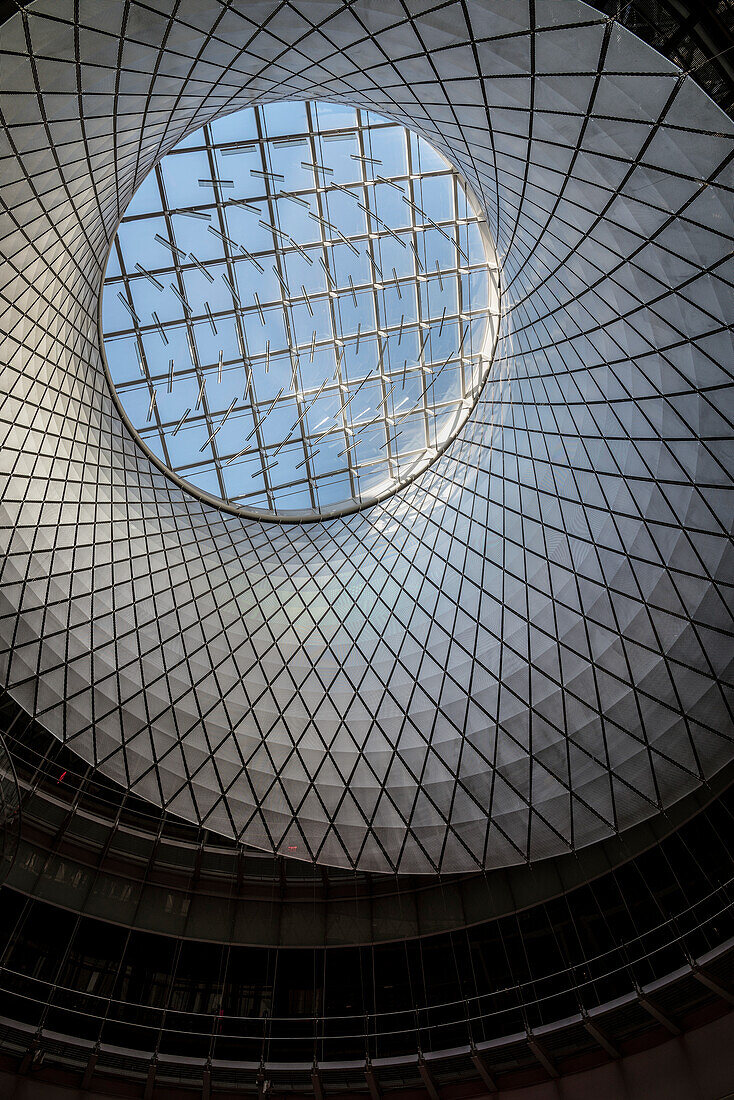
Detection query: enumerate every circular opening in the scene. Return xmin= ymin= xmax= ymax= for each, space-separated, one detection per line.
xmin=102 ymin=101 xmax=501 ymax=520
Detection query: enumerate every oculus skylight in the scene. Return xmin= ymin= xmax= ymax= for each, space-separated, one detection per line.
xmin=101 ymin=100 xmax=500 ymax=519
xmin=3 ymin=0 xmax=733 ymax=875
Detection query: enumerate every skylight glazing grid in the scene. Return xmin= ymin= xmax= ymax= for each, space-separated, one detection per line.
xmin=102 ymin=101 xmax=500 ymax=519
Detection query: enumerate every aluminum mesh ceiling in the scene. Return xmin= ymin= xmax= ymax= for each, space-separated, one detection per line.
xmin=0 ymin=0 xmax=732 ymax=873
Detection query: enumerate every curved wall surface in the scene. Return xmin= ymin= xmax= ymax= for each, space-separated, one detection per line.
xmin=0 ymin=0 xmax=732 ymax=875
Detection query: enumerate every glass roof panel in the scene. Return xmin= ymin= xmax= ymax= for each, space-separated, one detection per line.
xmin=102 ymin=100 xmax=501 ymax=520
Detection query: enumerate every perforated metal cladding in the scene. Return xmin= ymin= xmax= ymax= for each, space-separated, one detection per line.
xmin=0 ymin=0 xmax=732 ymax=874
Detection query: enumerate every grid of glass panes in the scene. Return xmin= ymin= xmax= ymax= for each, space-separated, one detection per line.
xmin=102 ymin=100 xmax=498 ymax=517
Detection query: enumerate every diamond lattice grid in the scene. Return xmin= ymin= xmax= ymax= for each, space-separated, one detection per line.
xmin=0 ymin=0 xmax=732 ymax=874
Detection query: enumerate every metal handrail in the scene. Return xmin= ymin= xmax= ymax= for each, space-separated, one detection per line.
xmin=0 ymin=888 xmax=730 ymax=1049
